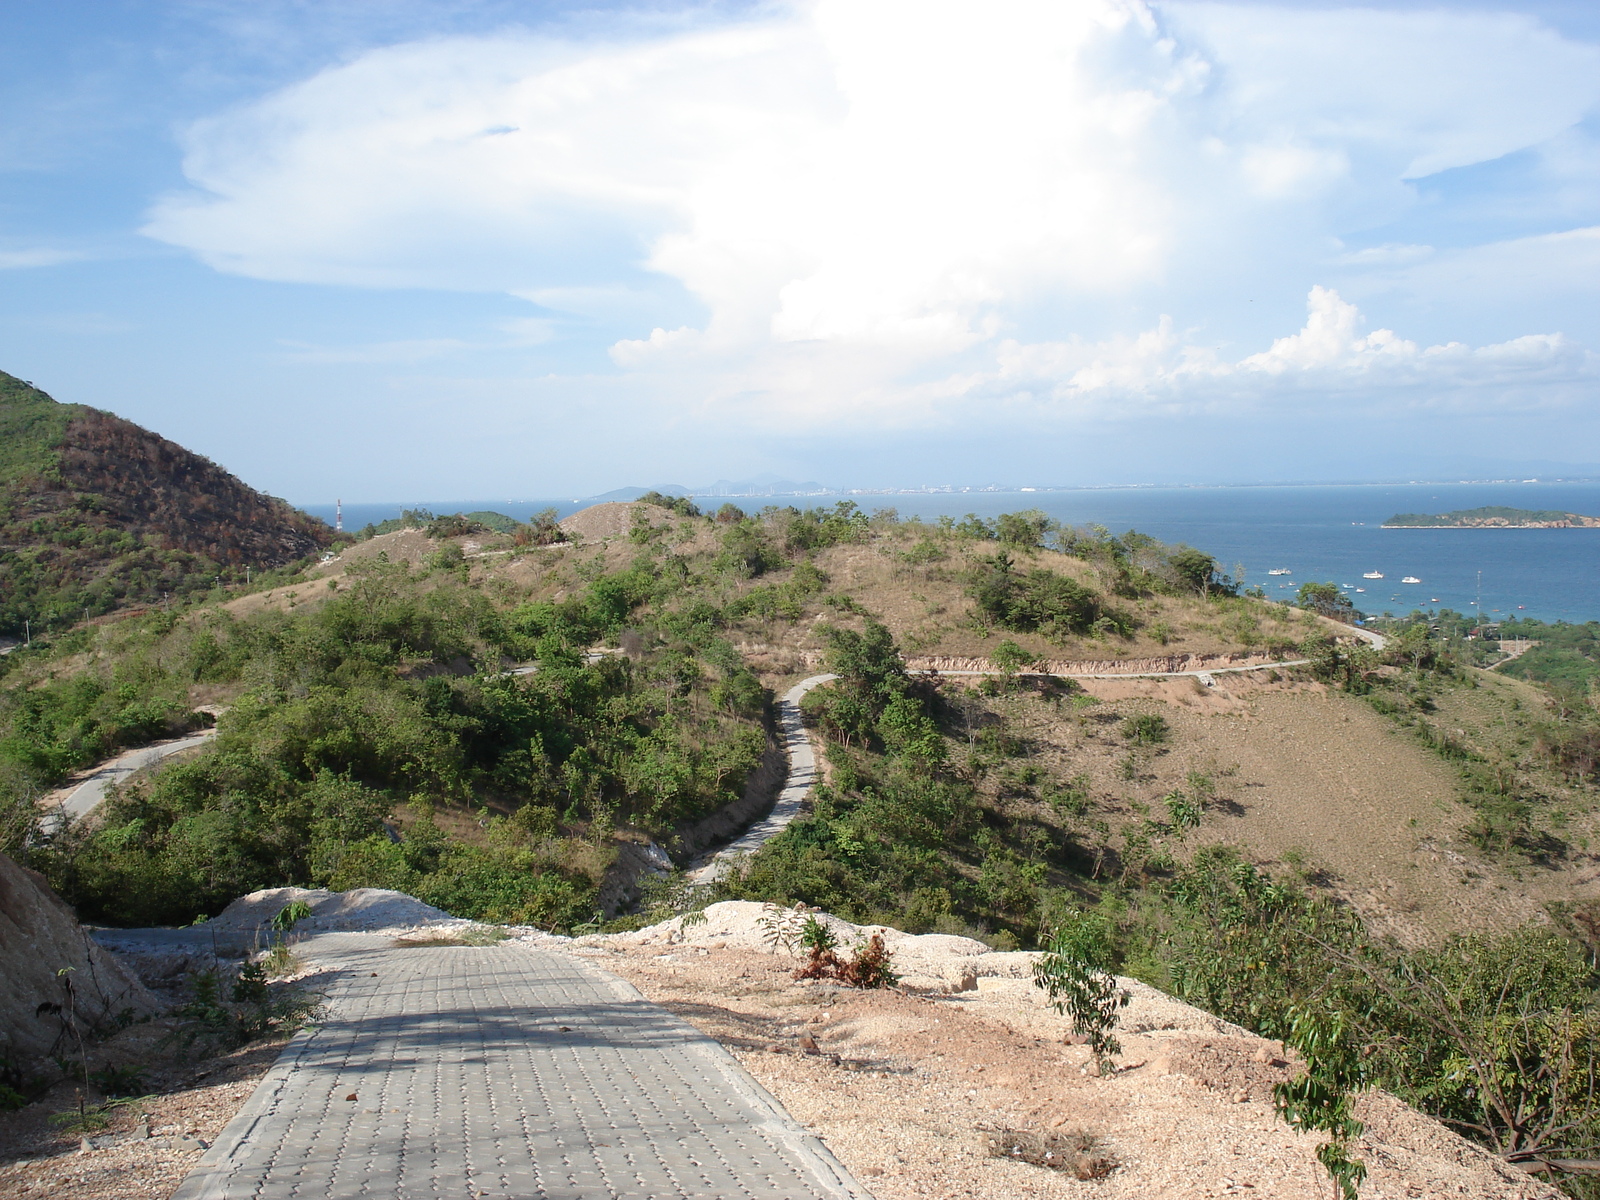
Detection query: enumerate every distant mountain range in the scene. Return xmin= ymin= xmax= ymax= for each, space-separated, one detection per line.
xmin=592 ymin=479 xmax=835 ymax=501
xmin=0 ymin=371 xmax=331 ymax=636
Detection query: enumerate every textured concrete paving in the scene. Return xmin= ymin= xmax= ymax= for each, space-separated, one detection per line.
xmin=690 ymin=675 xmax=836 ymax=884
xmin=172 ymin=934 xmax=866 ymax=1200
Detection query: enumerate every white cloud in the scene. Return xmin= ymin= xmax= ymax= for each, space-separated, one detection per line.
xmin=991 ymin=286 xmax=1597 ymax=418
xmin=143 ymin=0 xmax=1600 ymax=428
xmin=0 ymin=247 xmax=83 ymax=270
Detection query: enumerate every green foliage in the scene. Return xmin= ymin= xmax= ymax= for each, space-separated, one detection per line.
xmin=0 ymin=370 xmax=80 ymax=486
xmin=771 ymin=501 xmax=870 ymax=554
xmin=1032 ymin=909 xmax=1130 ymax=1075
xmin=1499 ymin=619 xmax=1600 ymax=691
xmin=995 ymin=509 xmax=1054 ymax=548
xmin=1120 ymin=713 xmax=1169 ymax=746
xmin=1273 ymin=1007 xmax=1368 ymax=1200
xmin=638 ymin=491 xmax=701 ymax=518
xmin=1298 ymin=581 xmax=1357 ymax=622
xmin=1385 ymin=506 xmax=1586 ymax=527
xmin=167 ymin=963 xmax=324 ymax=1053
xmin=271 ymin=900 xmax=313 ymax=932
xmin=0 ymin=376 xmax=329 ymax=637
xmin=968 ymin=553 xmax=1121 ymax=639
xmin=10 ymin=555 xmax=765 ymax=929
xmin=1168 ymin=546 xmax=1220 ymax=595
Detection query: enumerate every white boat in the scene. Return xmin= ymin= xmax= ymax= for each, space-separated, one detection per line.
xmin=1402 ymin=576 xmax=1421 ymax=584
xmin=1355 ymin=588 xmax=1366 ymax=593
xmin=1363 ymin=571 xmax=1384 ymax=579
xmin=1268 ymin=568 xmax=1292 ymax=576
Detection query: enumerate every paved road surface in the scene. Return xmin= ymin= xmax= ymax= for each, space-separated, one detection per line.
xmin=171 ymin=933 xmax=865 ymax=1200
xmin=689 ymin=675 xmax=836 ymax=885
xmin=45 ymin=730 xmax=215 ymax=828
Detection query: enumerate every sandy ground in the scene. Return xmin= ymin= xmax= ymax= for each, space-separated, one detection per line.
xmin=569 ymin=903 xmax=1557 ymax=1200
xmin=1 ymin=894 xmax=1563 ymax=1200
xmin=0 ymin=1039 xmax=284 ymax=1200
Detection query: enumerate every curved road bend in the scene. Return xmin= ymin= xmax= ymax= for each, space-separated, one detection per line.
xmin=42 ymin=730 xmax=216 ymax=831
xmin=695 ymin=619 xmax=1390 ymax=876
xmin=689 ymin=674 xmax=837 ymax=884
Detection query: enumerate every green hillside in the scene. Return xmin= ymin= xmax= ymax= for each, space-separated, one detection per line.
xmin=0 ymin=371 xmax=331 ymax=636
xmin=0 ymin=372 xmax=86 ymax=486
xmin=1384 ymin=505 xmax=1599 ymax=527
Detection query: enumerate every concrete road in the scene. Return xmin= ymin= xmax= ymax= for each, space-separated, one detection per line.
xmin=170 ymin=933 xmax=866 ymax=1200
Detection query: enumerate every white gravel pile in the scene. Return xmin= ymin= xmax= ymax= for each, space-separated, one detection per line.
xmin=205 ymin=886 xmax=466 ymax=935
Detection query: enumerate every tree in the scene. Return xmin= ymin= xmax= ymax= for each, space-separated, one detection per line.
xmin=1298 ymin=582 xmax=1356 ymax=623
xmin=1032 ymin=909 xmax=1130 ymax=1075
xmin=1274 ymin=1006 xmax=1368 ymax=1200
xmin=1169 ymin=546 xmax=1218 ymax=596
xmin=995 ymin=509 xmax=1053 ymax=549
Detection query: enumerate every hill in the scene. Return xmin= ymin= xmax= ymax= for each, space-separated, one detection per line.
xmin=0 ymin=372 xmax=331 ymax=636
xmin=1384 ymin=505 xmax=1600 ymax=528
xmin=6 ymin=496 xmax=1600 ymax=1189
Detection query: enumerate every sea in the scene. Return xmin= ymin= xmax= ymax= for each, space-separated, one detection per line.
xmin=303 ymin=481 xmax=1600 ymax=625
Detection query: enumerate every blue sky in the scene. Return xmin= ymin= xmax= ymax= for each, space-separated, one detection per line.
xmin=1 ymin=0 xmax=1597 ymax=502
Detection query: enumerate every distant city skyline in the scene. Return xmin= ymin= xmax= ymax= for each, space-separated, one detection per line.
xmin=1 ymin=0 xmax=1597 ymax=500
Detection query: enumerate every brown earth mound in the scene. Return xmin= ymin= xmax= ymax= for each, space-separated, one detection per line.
xmin=559 ymin=502 xmax=674 ymax=543
xmin=0 ymin=853 xmax=160 ymax=1064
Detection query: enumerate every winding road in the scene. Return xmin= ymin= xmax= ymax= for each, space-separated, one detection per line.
xmin=689 ymin=618 xmax=1388 ymax=878
xmin=42 ymin=730 xmax=215 ymax=831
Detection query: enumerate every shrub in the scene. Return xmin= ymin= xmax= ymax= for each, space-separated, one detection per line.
xmin=968 ymin=554 xmax=1113 ymax=639
xmin=1121 ymin=714 xmax=1169 ymax=746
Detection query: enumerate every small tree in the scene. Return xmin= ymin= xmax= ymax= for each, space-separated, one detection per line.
xmin=990 ymin=639 xmax=1035 ymax=686
xmin=1274 ymin=1006 xmax=1367 ymax=1200
xmin=1032 ymin=909 xmax=1130 ymax=1075
xmin=1298 ymin=582 xmax=1356 ymax=623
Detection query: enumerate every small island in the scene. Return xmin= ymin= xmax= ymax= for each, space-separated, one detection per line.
xmin=1383 ymin=505 xmax=1600 ymax=529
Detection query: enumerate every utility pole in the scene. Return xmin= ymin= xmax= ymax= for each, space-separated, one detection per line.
xmin=336 ymin=498 xmax=343 ymax=533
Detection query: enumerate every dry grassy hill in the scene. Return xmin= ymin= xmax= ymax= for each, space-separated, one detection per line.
xmin=209 ymin=500 xmax=1600 ymax=948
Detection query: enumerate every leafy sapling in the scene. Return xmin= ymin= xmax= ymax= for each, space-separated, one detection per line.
xmin=1032 ymin=910 xmax=1129 ymax=1076
xmin=1273 ymin=1006 xmax=1367 ymax=1200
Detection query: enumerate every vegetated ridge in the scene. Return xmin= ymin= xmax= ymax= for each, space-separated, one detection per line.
xmin=1383 ymin=505 xmax=1600 ymax=528
xmin=7 ymin=489 xmax=1600 ymax=1192
xmin=0 ymin=371 xmax=331 ymax=637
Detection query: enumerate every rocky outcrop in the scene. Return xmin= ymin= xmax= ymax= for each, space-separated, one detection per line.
xmin=0 ymin=853 xmax=161 ymax=1064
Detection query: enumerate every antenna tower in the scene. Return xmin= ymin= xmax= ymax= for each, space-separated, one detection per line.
xmin=335 ymin=498 xmax=343 ymax=532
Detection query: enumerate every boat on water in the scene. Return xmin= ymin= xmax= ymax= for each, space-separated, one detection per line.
xmin=1355 ymin=588 xmax=1366 ymax=593
xmin=1267 ymin=568 xmax=1292 ymax=576
xmin=1402 ymin=576 xmax=1422 ymax=584
xmin=1363 ymin=571 xmax=1384 ymax=579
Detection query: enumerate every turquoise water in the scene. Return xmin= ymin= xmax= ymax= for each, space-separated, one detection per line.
xmin=306 ymin=481 xmax=1600 ymax=624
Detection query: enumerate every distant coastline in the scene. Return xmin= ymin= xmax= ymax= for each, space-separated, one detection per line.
xmin=1383 ymin=506 xmax=1600 ymax=529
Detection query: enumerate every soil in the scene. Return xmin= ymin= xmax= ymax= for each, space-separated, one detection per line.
xmin=923 ymin=669 xmax=1599 ymax=947
xmin=0 ymin=1040 xmax=283 ymax=1200
xmin=573 ymin=903 xmax=1559 ymax=1200
xmin=558 ymin=501 xmax=677 ymax=543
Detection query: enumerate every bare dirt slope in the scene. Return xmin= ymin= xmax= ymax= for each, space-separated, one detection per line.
xmin=956 ymin=670 xmax=1595 ymax=945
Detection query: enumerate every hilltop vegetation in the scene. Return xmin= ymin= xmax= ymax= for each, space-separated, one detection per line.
xmin=7 ymin=490 xmax=1600 ymax=1188
xmin=0 ymin=372 xmax=331 ymax=638
xmin=1384 ymin=506 xmax=1600 ymax=528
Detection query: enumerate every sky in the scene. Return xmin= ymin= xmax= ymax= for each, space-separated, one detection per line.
xmin=0 ymin=0 xmax=1597 ymax=502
